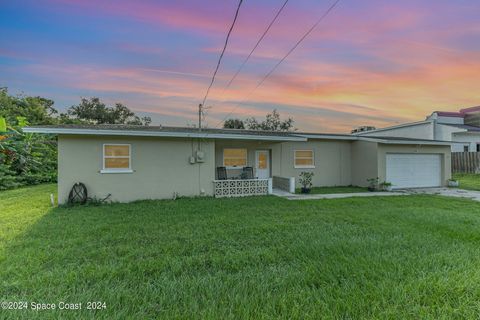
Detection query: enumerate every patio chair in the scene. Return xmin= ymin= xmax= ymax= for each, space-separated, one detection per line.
xmin=217 ymin=166 xmax=228 ymax=180
xmin=242 ymin=166 xmax=254 ymax=179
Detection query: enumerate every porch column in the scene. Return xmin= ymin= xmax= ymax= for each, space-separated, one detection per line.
xmin=289 ymin=177 xmax=295 ymax=193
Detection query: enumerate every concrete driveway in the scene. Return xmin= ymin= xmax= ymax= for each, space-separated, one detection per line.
xmin=403 ymin=188 xmax=480 ymax=202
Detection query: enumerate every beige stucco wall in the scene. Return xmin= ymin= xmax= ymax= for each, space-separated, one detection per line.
xmin=57 ymin=135 xmax=452 ymax=203
xmin=214 ymin=139 xmax=352 ymax=187
xmin=377 ymin=143 xmax=451 ymax=185
xmin=214 ymin=140 xmax=279 ymax=178
xmin=351 ymin=140 xmax=378 ymax=187
xmin=274 ymin=140 xmax=352 ymax=187
xmin=58 ymin=135 xmax=215 ymax=203
xmin=359 ymin=122 xmax=434 ymax=140
xmin=452 ymin=132 xmax=480 ymax=152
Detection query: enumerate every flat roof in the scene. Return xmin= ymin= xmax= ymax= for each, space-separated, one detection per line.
xmin=23 ymin=124 xmax=457 ymax=145
xmin=352 ymin=120 xmax=432 ymax=135
xmin=440 ymin=123 xmax=480 ymax=132
xmin=361 ymin=136 xmax=457 ymax=146
xmin=23 ymin=125 xmax=307 ymax=142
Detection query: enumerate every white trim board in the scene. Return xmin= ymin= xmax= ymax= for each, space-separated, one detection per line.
xmin=353 ymin=120 xmax=432 ymax=135
xmin=23 ymin=127 xmax=307 ymax=142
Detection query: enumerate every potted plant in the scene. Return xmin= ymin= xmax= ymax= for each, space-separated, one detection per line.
xmin=367 ymin=177 xmax=379 ymax=192
xmin=379 ymin=181 xmax=393 ymax=192
xmin=448 ymin=179 xmax=459 ymax=188
xmin=299 ymin=171 xmax=314 ymax=194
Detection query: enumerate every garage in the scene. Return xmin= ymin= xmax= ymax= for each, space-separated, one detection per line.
xmin=386 ymin=153 xmax=442 ymax=189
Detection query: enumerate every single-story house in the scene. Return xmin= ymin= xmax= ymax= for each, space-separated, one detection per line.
xmin=25 ymin=125 xmax=452 ymax=203
xmin=354 ymin=106 xmax=480 ymax=152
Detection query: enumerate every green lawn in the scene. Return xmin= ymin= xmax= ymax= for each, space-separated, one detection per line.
xmin=453 ymin=173 xmax=480 ymax=191
xmin=296 ymin=186 xmax=368 ymax=194
xmin=2 ymin=185 xmax=480 ymax=319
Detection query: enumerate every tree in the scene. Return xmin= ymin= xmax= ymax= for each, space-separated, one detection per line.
xmin=0 ymin=117 xmax=57 ymax=190
xmin=66 ymin=97 xmax=151 ymax=125
xmin=245 ymin=109 xmax=295 ymax=131
xmin=223 ymin=118 xmax=245 ymax=129
xmin=0 ymin=88 xmax=59 ymax=125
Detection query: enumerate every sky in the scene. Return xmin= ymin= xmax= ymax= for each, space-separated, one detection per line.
xmin=0 ymin=0 xmax=479 ymax=132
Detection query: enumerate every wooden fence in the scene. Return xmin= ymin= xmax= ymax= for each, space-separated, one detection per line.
xmin=452 ymin=152 xmax=480 ymax=173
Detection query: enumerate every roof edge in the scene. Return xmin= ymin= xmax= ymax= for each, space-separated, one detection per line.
xmin=358 ymin=136 xmax=459 ymax=146
xmin=22 ymin=126 xmax=307 ymax=142
xmin=353 ymin=120 xmax=432 ymax=135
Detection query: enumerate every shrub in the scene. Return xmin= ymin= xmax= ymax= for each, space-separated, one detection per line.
xmin=299 ymin=171 xmax=314 ymax=189
xmin=0 ymin=117 xmax=57 ymax=190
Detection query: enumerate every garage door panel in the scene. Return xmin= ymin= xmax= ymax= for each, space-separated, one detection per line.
xmin=386 ymin=154 xmax=442 ymax=189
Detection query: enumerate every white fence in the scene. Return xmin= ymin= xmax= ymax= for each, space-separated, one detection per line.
xmin=272 ymin=176 xmax=295 ymax=193
xmin=213 ymin=179 xmax=272 ymax=198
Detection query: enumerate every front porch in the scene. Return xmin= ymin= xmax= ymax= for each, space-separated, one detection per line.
xmin=212 ymin=140 xmax=295 ymax=198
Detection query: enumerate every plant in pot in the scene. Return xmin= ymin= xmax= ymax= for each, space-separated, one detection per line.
xmin=447 ymin=179 xmax=459 ymax=188
xmin=367 ymin=177 xmax=379 ymax=192
xmin=299 ymin=171 xmax=314 ymax=194
xmin=379 ymin=181 xmax=393 ymax=192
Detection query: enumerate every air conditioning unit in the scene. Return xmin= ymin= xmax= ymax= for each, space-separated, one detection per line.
xmin=196 ymin=151 xmax=205 ymax=163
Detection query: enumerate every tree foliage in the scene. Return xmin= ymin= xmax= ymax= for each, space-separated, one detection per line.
xmin=0 ymin=89 xmax=151 ymax=190
xmin=0 ymin=119 xmax=57 ymax=190
xmin=224 ymin=109 xmax=295 ymax=131
xmin=66 ymin=97 xmax=151 ymax=125
xmin=223 ymin=118 xmax=245 ymax=129
xmin=0 ymin=88 xmax=58 ymax=125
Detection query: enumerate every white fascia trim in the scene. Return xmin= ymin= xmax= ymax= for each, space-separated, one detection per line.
xmin=439 ymin=124 xmax=468 ymax=133
xmin=353 ymin=120 xmax=432 ymax=135
xmin=294 ymin=134 xmax=358 ymax=140
xmin=23 ymin=127 xmax=307 ymax=142
xmin=359 ymin=137 xmax=452 ymax=146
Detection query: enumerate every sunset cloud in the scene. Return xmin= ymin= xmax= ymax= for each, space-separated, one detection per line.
xmin=0 ymin=0 xmax=478 ymax=132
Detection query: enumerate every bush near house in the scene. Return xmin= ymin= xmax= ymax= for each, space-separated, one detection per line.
xmin=0 ymin=120 xmax=57 ymax=190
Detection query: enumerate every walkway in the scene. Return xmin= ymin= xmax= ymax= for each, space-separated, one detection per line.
xmin=272 ymin=187 xmax=480 ymax=202
xmin=271 ymin=188 xmax=406 ymax=200
xmin=404 ymin=188 xmax=480 ymax=202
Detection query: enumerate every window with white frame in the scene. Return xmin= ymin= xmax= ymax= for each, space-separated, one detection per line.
xmin=102 ymin=144 xmax=131 ymax=172
xmin=294 ymin=150 xmax=314 ymax=168
xmin=223 ymin=148 xmax=247 ymax=168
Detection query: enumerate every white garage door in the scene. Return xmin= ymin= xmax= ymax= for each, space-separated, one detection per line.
xmin=386 ymin=154 xmax=442 ymax=189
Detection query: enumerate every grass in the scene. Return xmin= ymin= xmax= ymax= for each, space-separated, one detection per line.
xmin=2 ymin=185 xmax=480 ymax=319
xmin=296 ymin=185 xmax=368 ymax=194
xmin=453 ymin=173 xmax=480 ymax=191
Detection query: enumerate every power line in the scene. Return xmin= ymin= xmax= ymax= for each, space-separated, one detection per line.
xmin=200 ymin=0 xmax=244 ymax=109
xmin=215 ymin=0 xmax=341 ymax=128
xmin=222 ymin=0 xmax=290 ymax=94
xmin=204 ymin=0 xmax=289 ymax=126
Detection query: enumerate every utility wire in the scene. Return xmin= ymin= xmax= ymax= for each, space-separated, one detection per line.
xmin=222 ymin=0 xmax=289 ymax=94
xmin=215 ymin=0 xmax=341 ymax=128
xmin=201 ymin=0 xmax=243 ymax=108
xmin=205 ymin=0 xmax=289 ymax=124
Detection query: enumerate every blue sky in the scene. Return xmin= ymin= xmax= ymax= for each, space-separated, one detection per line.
xmin=1 ymin=0 xmax=479 ymax=132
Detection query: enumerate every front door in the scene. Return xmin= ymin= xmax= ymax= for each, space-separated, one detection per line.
xmin=255 ymin=150 xmax=270 ymax=179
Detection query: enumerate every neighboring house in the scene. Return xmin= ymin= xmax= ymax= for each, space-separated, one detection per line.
xmin=25 ymin=125 xmax=452 ymax=203
xmin=354 ymin=106 xmax=480 ymax=152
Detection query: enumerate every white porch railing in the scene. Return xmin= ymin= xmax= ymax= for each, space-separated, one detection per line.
xmin=272 ymin=176 xmax=295 ymax=193
xmin=213 ymin=178 xmax=272 ymax=198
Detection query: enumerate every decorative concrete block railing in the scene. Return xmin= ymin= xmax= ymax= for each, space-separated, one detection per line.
xmin=272 ymin=176 xmax=295 ymax=193
xmin=213 ymin=178 xmax=272 ymax=198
